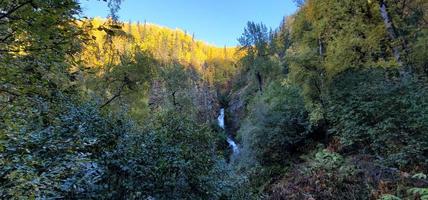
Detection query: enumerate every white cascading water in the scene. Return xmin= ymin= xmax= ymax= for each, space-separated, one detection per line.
xmin=218 ymin=108 xmax=239 ymax=154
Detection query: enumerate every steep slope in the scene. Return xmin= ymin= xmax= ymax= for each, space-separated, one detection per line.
xmin=81 ymin=18 xmax=242 ymax=84
xmin=225 ymin=1 xmax=428 ymax=199
xmin=76 ymin=18 xmax=245 ymax=122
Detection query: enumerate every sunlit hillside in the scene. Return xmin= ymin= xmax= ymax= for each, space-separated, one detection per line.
xmin=80 ymin=18 xmax=243 ymax=82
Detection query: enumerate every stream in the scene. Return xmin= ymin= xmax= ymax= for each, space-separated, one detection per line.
xmin=218 ymin=108 xmax=239 ymax=155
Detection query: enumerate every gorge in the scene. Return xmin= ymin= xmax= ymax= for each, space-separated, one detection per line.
xmin=1 ymin=0 xmax=427 ymax=199
xmin=218 ymin=108 xmax=239 ymax=156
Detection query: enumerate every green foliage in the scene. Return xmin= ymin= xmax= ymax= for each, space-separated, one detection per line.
xmin=238 ymin=80 xmax=309 ymax=167
xmin=204 ymin=58 xmax=238 ymax=86
xmin=0 ymin=1 xmax=100 ymax=197
xmin=0 ymin=0 xmax=88 ymax=110
xmin=406 ymin=173 xmax=428 ymax=199
xmin=310 ymin=149 xmax=344 ymax=171
xmin=230 ymin=0 xmax=428 ymax=198
xmin=380 ymin=194 xmax=402 ymax=200
xmin=287 ymin=45 xmax=326 ymax=124
xmin=99 ymin=109 xmax=237 ymax=199
xmin=285 ymin=0 xmax=428 ymax=127
xmin=413 ymin=173 xmax=428 ymax=179
xmin=83 ymin=49 xmax=158 ymax=119
xmin=408 ymin=188 xmax=428 ymax=200
xmin=327 ymin=69 xmax=428 ymax=168
xmin=269 ymin=149 xmax=370 ymax=200
xmin=409 ymin=28 xmax=428 ymax=75
xmin=160 ymin=64 xmax=192 ymax=106
xmin=0 ymin=98 xmax=124 ymax=198
xmin=237 ymin=21 xmax=286 ymax=94
xmin=1 ymin=0 xmax=240 ymax=199
xmin=2 ymin=0 xmax=428 ymax=199
xmin=238 ymin=22 xmax=269 ymax=58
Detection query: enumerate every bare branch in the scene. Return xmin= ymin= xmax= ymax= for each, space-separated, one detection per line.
xmin=100 ymin=82 xmax=126 ymax=109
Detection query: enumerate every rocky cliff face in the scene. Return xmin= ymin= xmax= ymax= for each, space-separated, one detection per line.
xmin=192 ymin=81 xmax=220 ymax=123
xmin=148 ymin=77 xmax=220 ymax=123
xmin=148 ymin=80 xmax=167 ymax=108
xmin=226 ymin=85 xmax=248 ymax=136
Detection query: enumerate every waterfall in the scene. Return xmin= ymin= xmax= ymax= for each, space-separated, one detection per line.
xmin=218 ymin=108 xmax=239 ymax=155
xmin=218 ymin=108 xmax=225 ymax=129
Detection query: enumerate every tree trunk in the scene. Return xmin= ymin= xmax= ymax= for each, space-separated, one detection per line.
xmin=172 ymin=91 xmax=177 ymax=106
xmin=318 ymin=37 xmax=324 ymax=58
xmin=379 ymin=0 xmax=410 ymax=81
xmin=256 ymin=72 xmax=263 ymax=92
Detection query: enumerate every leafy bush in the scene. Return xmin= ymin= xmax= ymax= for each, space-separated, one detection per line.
xmin=269 ymin=149 xmax=370 ymax=200
xmin=407 ymin=187 xmax=428 ymax=199
xmin=1 ymin=97 xmax=240 ymax=199
xmin=238 ymin=80 xmax=309 ymax=167
xmin=310 ymin=149 xmax=344 ymax=171
xmin=327 ymin=69 xmax=428 ymax=169
xmin=99 ymin=109 xmax=238 ymax=199
xmin=0 ymin=98 xmax=124 ymax=198
xmin=380 ymin=194 xmax=401 ymax=200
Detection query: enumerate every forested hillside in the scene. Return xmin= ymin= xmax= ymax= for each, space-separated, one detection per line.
xmin=81 ymin=18 xmax=241 ymax=82
xmin=78 ymin=17 xmax=241 ymax=121
xmin=1 ymin=0 xmax=427 ymax=199
xmin=227 ymin=0 xmax=428 ymax=199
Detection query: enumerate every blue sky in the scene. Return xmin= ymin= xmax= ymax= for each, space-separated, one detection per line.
xmin=79 ymin=0 xmax=297 ymax=47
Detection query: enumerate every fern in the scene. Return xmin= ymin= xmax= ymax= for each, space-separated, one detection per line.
xmin=380 ymin=194 xmax=401 ymax=200
xmin=408 ymin=188 xmax=428 ymax=200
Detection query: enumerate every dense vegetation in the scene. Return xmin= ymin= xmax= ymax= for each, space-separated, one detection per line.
xmin=1 ymin=0 xmax=427 ymax=199
xmin=228 ymin=0 xmax=428 ymax=199
xmin=0 ymin=0 xmax=239 ymax=198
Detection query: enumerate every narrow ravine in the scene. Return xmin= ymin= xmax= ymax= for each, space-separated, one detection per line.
xmin=218 ymin=108 xmax=239 ymax=155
